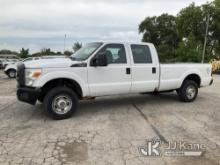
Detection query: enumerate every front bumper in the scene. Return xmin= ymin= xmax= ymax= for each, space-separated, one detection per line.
xmin=17 ymin=87 xmax=41 ymax=105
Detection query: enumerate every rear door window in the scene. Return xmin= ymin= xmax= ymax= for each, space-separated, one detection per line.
xmin=131 ymin=45 xmax=152 ymax=64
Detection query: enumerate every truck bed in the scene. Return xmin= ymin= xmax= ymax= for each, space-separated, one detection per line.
xmin=158 ymin=63 xmax=212 ymax=91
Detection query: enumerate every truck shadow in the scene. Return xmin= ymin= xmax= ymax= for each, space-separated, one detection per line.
xmin=33 ymin=92 xmax=206 ymax=120
xmin=31 ymin=93 xmax=178 ymax=120
xmin=75 ymin=92 xmax=179 ymax=117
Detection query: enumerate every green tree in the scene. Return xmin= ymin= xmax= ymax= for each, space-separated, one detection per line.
xmin=177 ymin=1 xmax=220 ymax=61
xmin=176 ymin=34 xmax=203 ymax=62
xmin=139 ymin=0 xmax=220 ymax=62
xmin=41 ymin=48 xmax=52 ymax=55
xmin=139 ymin=14 xmax=180 ymax=62
xmin=31 ymin=52 xmax=41 ymax=57
xmin=72 ymin=42 xmax=82 ymax=52
xmin=64 ymin=50 xmax=73 ymax=56
xmin=209 ymin=0 xmax=220 ymax=59
xmin=40 ymin=48 xmax=59 ymax=56
xmin=33 ymin=50 xmax=63 ymax=57
xmin=0 ymin=49 xmax=18 ymax=55
xmin=19 ymin=48 xmax=29 ymax=58
xmin=176 ymin=3 xmax=205 ymax=42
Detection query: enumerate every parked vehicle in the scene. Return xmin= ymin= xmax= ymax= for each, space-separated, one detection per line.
xmin=4 ymin=56 xmax=66 ymax=78
xmin=16 ymin=42 xmax=213 ymax=119
xmin=2 ymin=59 xmax=19 ymax=69
xmin=0 ymin=59 xmax=5 ymax=69
xmin=4 ymin=57 xmax=39 ymax=78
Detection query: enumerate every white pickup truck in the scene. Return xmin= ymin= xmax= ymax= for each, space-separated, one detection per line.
xmin=16 ymin=42 xmax=213 ymax=119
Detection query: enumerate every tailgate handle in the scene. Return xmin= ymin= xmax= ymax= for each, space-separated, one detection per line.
xmin=152 ymin=67 xmax=156 ymax=74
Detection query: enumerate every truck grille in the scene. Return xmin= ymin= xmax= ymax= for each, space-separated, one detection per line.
xmin=17 ymin=63 xmax=25 ymax=86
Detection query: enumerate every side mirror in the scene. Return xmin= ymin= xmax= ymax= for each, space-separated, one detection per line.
xmin=92 ymin=52 xmax=107 ymax=66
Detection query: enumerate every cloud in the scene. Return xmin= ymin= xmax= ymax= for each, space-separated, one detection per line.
xmin=0 ymin=0 xmax=212 ymax=52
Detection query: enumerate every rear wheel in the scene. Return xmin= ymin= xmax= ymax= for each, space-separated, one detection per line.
xmin=177 ymin=80 xmax=198 ymax=102
xmin=44 ymin=86 xmax=78 ymax=120
xmin=7 ymin=69 xmax=16 ymax=78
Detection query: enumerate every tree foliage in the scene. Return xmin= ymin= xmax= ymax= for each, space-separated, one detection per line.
xmin=0 ymin=49 xmax=18 ymax=55
xmin=176 ymin=33 xmax=203 ymax=62
xmin=19 ymin=48 xmax=29 ymax=58
xmin=40 ymin=48 xmax=53 ymax=55
xmin=32 ymin=49 xmax=62 ymax=57
xmin=72 ymin=42 xmax=82 ymax=52
xmin=0 ymin=41 xmax=82 ymax=58
xmin=64 ymin=50 xmax=73 ymax=56
xmin=139 ymin=0 xmax=220 ymax=63
xmin=139 ymin=14 xmax=180 ymax=62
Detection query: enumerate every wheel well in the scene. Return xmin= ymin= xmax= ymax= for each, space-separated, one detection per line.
xmin=6 ymin=69 xmax=16 ymax=73
xmin=41 ymin=78 xmax=83 ymax=99
xmin=183 ymin=74 xmax=201 ymax=87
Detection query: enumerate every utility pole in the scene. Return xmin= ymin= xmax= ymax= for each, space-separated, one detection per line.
xmin=64 ymin=34 xmax=66 ymax=53
xmin=202 ymin=14 xmax=210 ymax=63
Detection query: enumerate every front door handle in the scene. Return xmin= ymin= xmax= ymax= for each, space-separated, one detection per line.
xmin=126 ymin=68 xmax=131 ymax=75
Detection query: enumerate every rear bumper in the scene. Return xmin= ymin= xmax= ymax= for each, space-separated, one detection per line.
xmin=17 ymin=87 xmax=41 ymax=105
xmin=201 ymin=77 xmax=213 ymax=87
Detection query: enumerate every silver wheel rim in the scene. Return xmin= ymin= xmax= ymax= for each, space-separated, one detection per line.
xmin=186 ymin=85 xmax=196 ymax=100
xmin=52 ymin=95 xmax=72 ymax=115
xmin=9 ymin=71 xmax=15 ymax=77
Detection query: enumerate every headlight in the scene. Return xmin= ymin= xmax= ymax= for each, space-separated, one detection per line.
xmin=25 ymin=69 xmax=42 ymax=86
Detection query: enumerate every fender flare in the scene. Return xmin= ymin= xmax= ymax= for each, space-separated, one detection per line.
xmin=5 ymin=68 xmax=16 ymax=73
xmin=178 ymin=70 xmax=202 ymax=87
xmin=34 ymin=71 xmax=89 ymax=97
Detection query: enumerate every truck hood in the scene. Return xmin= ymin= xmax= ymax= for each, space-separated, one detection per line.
xmin=24 ymin=58 xmax=82 ymax=69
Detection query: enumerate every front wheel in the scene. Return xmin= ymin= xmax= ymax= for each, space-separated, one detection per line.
xmin=7 ymin=69 xmax=16 ymax=78
xmin=44 ymin=87 xmax=78 ymax=120
xmin=177 ymin=80 xmax=198 ymax=102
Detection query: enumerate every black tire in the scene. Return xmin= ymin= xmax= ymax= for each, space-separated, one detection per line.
xmin=177 ymin=80 xmax=198 ymax=102
xmin=44 ymin=86 xmax=78 ymax=120
xmin=7 ymin=69 xmax=16 ymax=78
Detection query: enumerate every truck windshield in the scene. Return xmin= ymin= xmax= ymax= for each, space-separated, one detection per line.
xmin=70 ymin=42 xmax=103 ymax=61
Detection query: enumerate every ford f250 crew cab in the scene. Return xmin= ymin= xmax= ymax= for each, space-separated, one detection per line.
xmin=16 ymin=42 xmax=213 ymax=120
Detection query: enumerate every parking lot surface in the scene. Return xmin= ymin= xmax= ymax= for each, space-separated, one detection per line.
xmin=0 ymin=70 xmax=219 ymax=165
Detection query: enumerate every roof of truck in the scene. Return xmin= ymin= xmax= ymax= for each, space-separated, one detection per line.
xmin=87 ymin=42 xmax=151 ymax=45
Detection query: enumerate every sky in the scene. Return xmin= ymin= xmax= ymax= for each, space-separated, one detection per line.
xmin=0 ymin=0 xmax=211 ymax=53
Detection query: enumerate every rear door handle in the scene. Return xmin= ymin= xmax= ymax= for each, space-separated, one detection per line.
xmin=126 ymin=68 xmax=131 ymax=75
xmin=152 ymin=67 xmax=156 ymax=74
